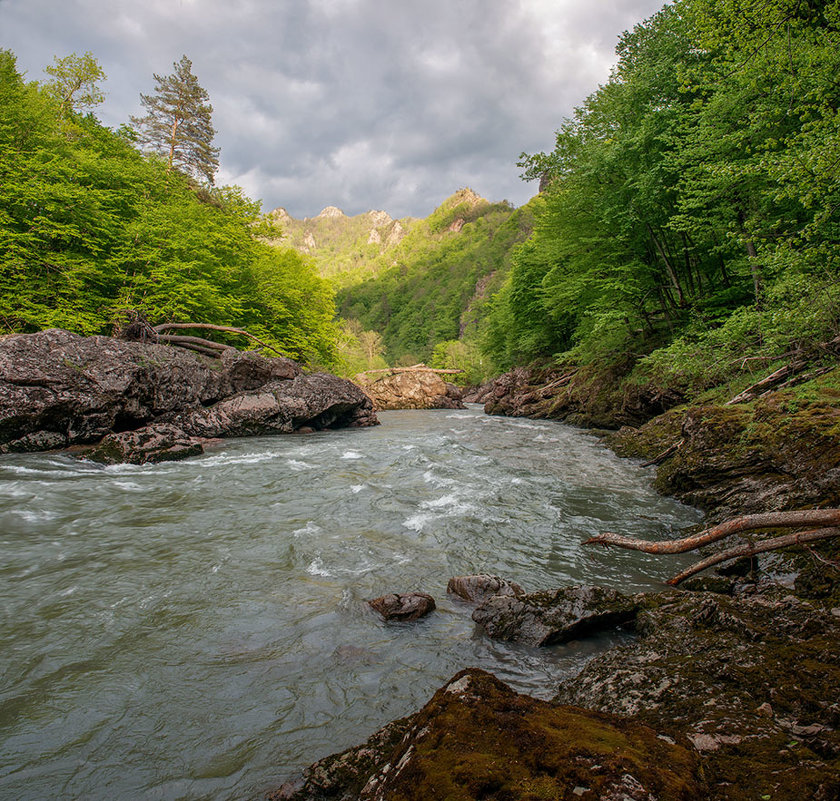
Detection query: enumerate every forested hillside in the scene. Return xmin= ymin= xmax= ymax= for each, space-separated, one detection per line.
xmin=0 ymin=51 xmax=339 ymax=366
xmin=485 ymin=0 xmax=839 ymax=398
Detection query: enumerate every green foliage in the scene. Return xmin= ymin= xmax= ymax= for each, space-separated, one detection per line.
xmin=335 ymin=192 xmax=534 ymax=372
xmin=44 ymin=51 xmax=106 ymax=113
xmin=485 ymin=0 xmax=840 ymax=386
xmin=0 ymin=50 xmax=339 ymax=367
xmin=130 ymin=55 xmax=219 ymax=184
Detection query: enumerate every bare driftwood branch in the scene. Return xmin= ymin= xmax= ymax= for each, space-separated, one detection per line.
xmin=725 ymin=359 xmax=808 ymax=405
xmin=156 ymin=334 xmax=232 ymax=351
xmin=357 ymin=365 xmax=464 ymax=376
xmin=154 ymin=322 xmax=284 ymax=357
xmin=667 ymin=527 xmax=840 ymax=585
xmin=585 ymin=509 xmax=840 ymax=554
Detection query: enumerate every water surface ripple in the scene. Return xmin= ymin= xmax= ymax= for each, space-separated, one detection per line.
xmin=0 ymin=407 xmax=702 ymax=800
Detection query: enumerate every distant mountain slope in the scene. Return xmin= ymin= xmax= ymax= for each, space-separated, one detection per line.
xmin=266 ymin=205 xmax=417 ymax=288
xmin=336 ymin=189 xmax=536 ymax=366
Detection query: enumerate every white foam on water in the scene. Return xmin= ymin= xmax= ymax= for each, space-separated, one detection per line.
xmin=421 ymin=493 xmax=460 ymax=509
xmin=402 ymin=512 xmax=435 ymax=531
xmin=422 ymin=470 xmax=455 ymax=487
xmin=445 ymin=413 xmax=474 ymax=420
xmin=286 ymin=459 xmax=313 ymax=471
xmin=112 ymin=480 xmax=143 ymax=491
xmin=182 ymin=451 xmax=277 ymax=468
xmin=58 ymin=585 xmax=77 ymax=597
xmin=0 ymin=483 xmax=32 ymax=498
xmin=13 ymin=509 xmax=56 ymax=522
xmin=306 ymin=557 xmax=332 ymax=577
xmin=342 ymin=451 xmax=363 ymax=460
xmin=293 ymin=521 xmax=322 ymax=537
xmin=350 ymin=485 xmax=365 ymax=494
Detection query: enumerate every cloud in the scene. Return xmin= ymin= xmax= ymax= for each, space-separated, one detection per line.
xmin=1 ymin=0 xmax=665 ymax=217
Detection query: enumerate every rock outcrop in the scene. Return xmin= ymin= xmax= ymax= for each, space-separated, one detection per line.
xmin=354 ymin=370 xmax=464 ymax=411
xmin=472 ymin=585 xmax=639 ymax=647
xmin=555 ymin=586 xmax=840 ymax=800
xmin=269 ymin=668 xmax=702 ymax=801
xmin=0 ymin=329 xmax=377 ymax=463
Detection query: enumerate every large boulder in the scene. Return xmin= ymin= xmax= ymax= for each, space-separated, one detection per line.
xmin=268 ymin=668 xmax=702 ymax=801
xmin=354 ymin=369 xmax=464 ymax=411
xmin=0 ymin=329 xmax=377 ymax=462
xmin=86 ymin=423 xmax=204 ymax=465
xmin=472 ymin=585 xmax=639 ymax=646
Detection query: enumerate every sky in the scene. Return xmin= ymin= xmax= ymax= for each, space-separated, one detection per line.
xmin=1 ymin=0 xmax=666 ymax=219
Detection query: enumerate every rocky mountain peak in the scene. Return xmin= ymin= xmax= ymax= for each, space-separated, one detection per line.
xmin=367 ymin=210 xmax=393 ymax=227
xmin=317 ymin=206 xmax=345 ymax=219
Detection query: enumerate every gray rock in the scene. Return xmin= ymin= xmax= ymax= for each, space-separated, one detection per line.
xmin=446 ymin=574 xmax=524 ymax=603
xmin=0 ymin=329 xmax=377 ymax=462
xmin=472 ymin=584 xmax=638 ymax=646
xmin=368 ymin=592 xmax=436 ymax=622
xmin=86 ymin=423 xmax=204 ymax=465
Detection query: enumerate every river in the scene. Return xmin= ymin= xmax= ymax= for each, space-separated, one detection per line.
xmin=0 ymin=406 xmax=702 ymax=800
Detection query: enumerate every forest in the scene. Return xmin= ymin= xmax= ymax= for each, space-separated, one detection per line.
xmin=2 ymin=0 xmax=839 ymax=394
xmin=486 ymin=0 xmax=840 ymax=396
xmin=0 ymin=50 xmax=339 ymax=366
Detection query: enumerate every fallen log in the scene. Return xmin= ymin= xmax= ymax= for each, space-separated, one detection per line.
xmin=153 ymin=323 xmax=284 ymax=357
xmin=585 ymin=509 xmax=840 ymax=554
xmin=357 ymin=365 xmax=464 ymax=375
xmin=667 ymin=527 xmax=840 ymax=585
xmin=640 ymin=438 xmax=683 ymax=468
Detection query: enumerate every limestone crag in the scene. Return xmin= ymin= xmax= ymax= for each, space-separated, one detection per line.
xmin=0 ymin=329 xmax=377 ymax=463
xmin=354 ymin=369 xmax=464 ymax=411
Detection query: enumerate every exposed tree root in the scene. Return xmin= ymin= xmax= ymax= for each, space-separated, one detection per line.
xmin=585 ymin=509 xmax=840 ymax=585
xmin=667 ymin=527 xmax=840 ymax=585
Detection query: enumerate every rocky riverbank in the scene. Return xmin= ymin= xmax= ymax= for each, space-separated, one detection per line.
xmin=267 ymin=362 xmax=840 ymax=800
xmin=0 ymin=329 xmax=377 ymax=463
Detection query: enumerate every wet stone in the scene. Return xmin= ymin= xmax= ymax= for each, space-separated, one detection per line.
xmin=368 ymin=592 xmax=436 ymax=622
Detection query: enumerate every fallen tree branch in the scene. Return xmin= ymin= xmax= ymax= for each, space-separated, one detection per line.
xmin=725 ymin=359 xmax=808 ymax=405
xmin=667 ymin=527 xmax=840 ymax=585
xmin=156 ymin=334 xmax=232 ymax=351
xmin=357 ymin=366 xmax=464 ymax=375
xmin=153 ymin=323 xmax=284 ymax=357
xmin=585 ymin=509 xmax=840 ymax=554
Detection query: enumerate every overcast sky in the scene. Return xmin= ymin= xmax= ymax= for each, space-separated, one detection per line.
xmin=2 ymin=0 xmax=665 ymax=218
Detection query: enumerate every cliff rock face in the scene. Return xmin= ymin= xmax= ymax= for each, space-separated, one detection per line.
xmin=354 ymin=370 xmax=464 ymax=411
xmin=0 ymin=329 xmax=377 ymax=462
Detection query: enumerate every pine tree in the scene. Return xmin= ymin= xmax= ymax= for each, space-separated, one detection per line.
xmin=131 ymin=55 xmax=219 ymax=184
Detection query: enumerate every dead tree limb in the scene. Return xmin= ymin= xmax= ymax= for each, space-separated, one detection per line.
xmin=725 ymin=359 xmax=808 ymax=405
xmin=585 ymin=509 xmax=840 ymax=554
xmin=153 ymin=323 xmax=284 ymax=357
xmin=667 ymin=527 xmax=840 ymax=585
xmin=357 ymin=365 xmax=464 ymax=376
xmin=156 ymin=334 xmax=232 ymax=351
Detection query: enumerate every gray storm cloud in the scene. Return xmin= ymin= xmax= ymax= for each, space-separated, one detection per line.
xmin=1 ymin=0 xmax=665 ymax=217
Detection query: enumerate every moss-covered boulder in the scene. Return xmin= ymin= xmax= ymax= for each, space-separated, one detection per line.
xmin=269 ymin=668 xmax=702 ymax=800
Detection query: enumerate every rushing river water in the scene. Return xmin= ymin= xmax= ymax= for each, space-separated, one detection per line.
xmin=0 ymin=407 xmax=702 ymax=800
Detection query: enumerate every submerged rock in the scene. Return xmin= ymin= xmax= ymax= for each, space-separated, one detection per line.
xmin=472 ymin=584 xmax=639 ymax=646
xmin=354 ymin=369 xmax=464 ymax=411
xmin=268 ymin=668 xmax=702 ymax=800
xmin=368 ymin=592 xmax=436 ymax=621
xmin=446 ymin=574 xmax=524 ymax=603
xmin=0 ymin=329 xmax=377 ymax=463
